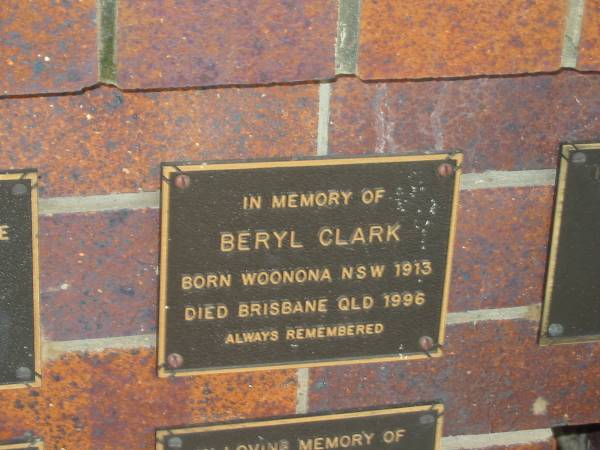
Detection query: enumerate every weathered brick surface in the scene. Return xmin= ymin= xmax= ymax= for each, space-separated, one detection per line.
xmin=116 ymin=0 xmax=336 ymax=89
xmin=0 ymin=0 xmax=97 ymax=96
xmin=451 ymin=187 xmax=553 ymax=312
xmin=329 ymin=72 xmax=600 ymax=172
xmin=0 ymin=85 xmax=318 ymax=198
xmin=0 ymin=348 xmax=296 ymax=449
xmin=358 ymin=0 xmax=565 ymax=80
xmin=40 ymin=210 xmax=159 ymax=341
xmin=579 ymin=0 xmax=600 ymax=70
xmin=309 ymin=320 xmax=600 ymax=436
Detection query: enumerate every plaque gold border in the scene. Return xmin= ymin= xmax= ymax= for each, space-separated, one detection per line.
xmin=540 ymin=142 xmax=600 ymax=346
xmin=0 ymin=171 xmax=41 ymax=390
xmin=0 ymin=442 xmax=44 ymax=450
xmin=158 ymin=154 xmax=462 ymax=376
xmin=156 ymin=404 xmax=444 ymax=450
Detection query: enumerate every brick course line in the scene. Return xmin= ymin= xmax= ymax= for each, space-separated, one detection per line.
xmin=317 ymin=82 xmax=332 ymax=156
xmin=562 ymin=0 xmax=586 ymax=67
xmin=42 ymin=305 xmax=538 ymax=360
xmin=98 ymin=0 xmax=118 ymax=84
xmin=442 ymin=428 xmax=553 ymax=449
xmin=37 ymin=170 xmax=556 ymax=215
xmin=335 ymin=0 xmax=362 ymax=75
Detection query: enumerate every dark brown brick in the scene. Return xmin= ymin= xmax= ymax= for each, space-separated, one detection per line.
xmin=309 ymin=320 xmax=600 ymax=436
xmin=358 ymin=0 xmax=565 ymax=80
xmin=0 ymin=348 xmax=296 ymax=449
xmin=0 ymin=0 xmax=97 ymax=96
xmin=451 ymin=187 xmax=553 ymax=311
xmin=40 ymin=210 xmax=159 ymax=341
xmin=0 ymin=84 xmax=318 ymax=197
xmin=579 ymin=0 xmax=600 ymax=70
xmin=329 ymin=72 xmax=600 ymax=172
xmin=116 ymin=0 xmax=336 ymax=89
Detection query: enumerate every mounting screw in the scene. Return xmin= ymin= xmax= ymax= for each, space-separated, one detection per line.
xmin=548 ymin=323 xmax=564 ymax=337
xmin=419 ymin=336 xmax=435 ymax=352
xmin=572 ymin=152 xmax=587 ymax=164
xmin=15 ymin=366 xmax=32 ymax=381
xmin=11 ymin=183 xmax=27 ymax=196
xmin=173 ymin=174 xmax=191 ymax=190
xmin=419 ymin=414 xmax=436 ymax=425
xmin=437 ymin=163 xmax=454 ymax=177
xmin=167 ymin=353 xmax=184 ymax=369
xmin=167 ymin=437 xmax=183 ymax=448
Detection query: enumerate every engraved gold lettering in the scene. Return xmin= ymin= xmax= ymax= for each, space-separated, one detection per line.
xmin=337 ymin=295 xmax=374 ymax=311
xmin=361 ymin=188 xmax=386 ymax=204
xmin=224 ymin=329 xmax=279 ymax=344
xmin=298 ymin=431 xmax=375 ymax=450
xmin=238 ymin=298 xmax=328 ymax=317
xmin=220 ymin=230 xmax=304 ymax=252
xmin=271 ymin=190 xmax=353 ymax=209
xmin=240 ymin=267 xmax=331 ymax=287
xmin=181 ymin=273 xmax=232 ymax=290
xmin=382 ymin=429 xmax=406 ymax=443
xmin=318 ymin=224 xmax=400 ymax=247
xmin=243 ymin=194 xmax=262 ymax=210
xmin=0 ymin=224 xmax=9 ymax=241
xmin=340 ymin=264 xmax=386 ymax=280
xmin=286 ymin=323 xmax=384 ymax=341
xmin=184 ymin=304 xmax=229 ymax=321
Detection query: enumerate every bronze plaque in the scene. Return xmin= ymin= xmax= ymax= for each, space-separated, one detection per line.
xmin=156 ymin=404 xmax=444 ymax=450
xmin=0 ymin=171 xmax=41 ymax=389
xmin=541 ymin=143 xmax=600 ymax=344
xmin=159 ymin=155 xmax=462 ymax=376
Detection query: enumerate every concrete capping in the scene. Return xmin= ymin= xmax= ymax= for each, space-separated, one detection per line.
xmin=561 ymin=0 xmax=586 ymax=68
xmin=335 ymin=0 xmax=362 ymax=75
xmin=296 ymin=368 xmax=310 ymax=414
xmin=39 ymin=191 xmax=160 ymax=215
xmin=442 ymin=428 xmax=553 ymax=449
xmin=461 ymin=169 xmax=556 ymax=190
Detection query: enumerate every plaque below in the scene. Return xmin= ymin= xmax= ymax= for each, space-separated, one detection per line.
xmin=0 ymin=170 xmax=41 ymax=389
xmin=157 ymin=404 xmax=444 ymax=450
xmin=159 ymin=155 xmax=462 ymax=376
xmin=541 ymin=143 xmax=600 ymax=344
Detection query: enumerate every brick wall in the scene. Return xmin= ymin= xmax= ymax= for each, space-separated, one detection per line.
xmin=1 ymin=0 xmax=599 ymax=448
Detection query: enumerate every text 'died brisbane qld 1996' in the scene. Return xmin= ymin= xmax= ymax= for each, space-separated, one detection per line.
xmin=158 ymin=155 xmax=462 ymax=376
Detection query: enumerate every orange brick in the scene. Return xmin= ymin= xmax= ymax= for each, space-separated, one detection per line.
xmin=116 ymin=0 xmax=337 ymax=89
xmin=579 ymin=0 xmax=600 ymax=70
xmin=358 ymin=0 xmax=566 ymax=79
xmin=0 ymin=0 xmax=97 ymax=96
xmin=0 ymin=348 xmax=296 ymax=449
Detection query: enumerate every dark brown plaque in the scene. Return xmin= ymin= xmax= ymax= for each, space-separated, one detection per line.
xmin=541 ymin=143 xmax=600 ymax=344
xmin=156 ymin=404 xmax=444 ymax=450
xmin=0 ymin=171 xmax=41 ymax=389
xmin=159 ymin=155 xmax=461 ymax=376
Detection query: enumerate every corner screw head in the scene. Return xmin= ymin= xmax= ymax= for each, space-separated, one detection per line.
xmin=419 ymin=336 xmax=435 ymax=351
xmin=437 ymin=163 xmax=454 ymax=177
xmin=167 ymin=437 xmax=183 ymax=448
xmin=419 ymin=414 xmax=436 ymax=425
xmin=11 ymin=183 xmax=27 ymax=196
xmin=167 ymin=353 xmax=184 ymax=369
xmin=548 ymin=323 xmax=564 ymax=337
xmin=173 ymin=174 xmax=191 ymax=190
xmin=15 ymin=366 xmax=32 ymax=381
xmin=572 ymin=152 xmax=587 ymax=164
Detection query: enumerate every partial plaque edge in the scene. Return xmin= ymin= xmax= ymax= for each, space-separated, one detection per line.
xmin=157 ymin=154 xmax=462 ymax=377
xmin=540 ymin=142 xmax=600 ymax=346
xmin=155 ymin=403 xmax=444 ymax=450
xmin=0 ymin=170 xmax=41 ymax=390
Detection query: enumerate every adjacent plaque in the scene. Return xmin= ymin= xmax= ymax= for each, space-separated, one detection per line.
xmin=0 ymin=171 xmax=40 ymax=388
xmin=156 ymin=404 xmax=444 ymax=450
xmin=159 ymin=155 xmax=461 ymax=375
xmin=541 ymin=143 xmax=600 ymax=344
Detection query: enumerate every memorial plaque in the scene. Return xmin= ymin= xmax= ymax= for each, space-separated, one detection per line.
xmin=159 ymin=155 xmax=461 ymax=375
xmin=0 ymin=171 xmax=40 ymax=388
xmin=156 ymin=404 xmax=444 ymax=450
xmin=541 ymin=143 xmax=600 ymax=344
